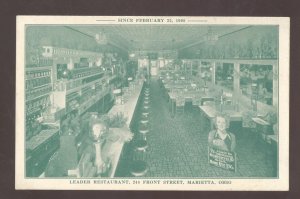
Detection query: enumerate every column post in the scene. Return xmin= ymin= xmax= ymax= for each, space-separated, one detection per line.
xmin=233 ymin=62 xmax=240 ymax=96
xmin=211 ymin=61 xmax=216 ymax=85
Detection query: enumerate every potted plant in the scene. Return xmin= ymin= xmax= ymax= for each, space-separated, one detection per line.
xmin=101 ymin=113 xmax=133 ymax=152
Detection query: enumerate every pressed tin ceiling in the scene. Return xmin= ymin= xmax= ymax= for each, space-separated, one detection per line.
xmin=68 ymin=25 xmax=250 ymax=51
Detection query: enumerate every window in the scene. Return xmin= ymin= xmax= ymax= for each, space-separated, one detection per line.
xmin=240 ymin=64 xmax=273 ymax=105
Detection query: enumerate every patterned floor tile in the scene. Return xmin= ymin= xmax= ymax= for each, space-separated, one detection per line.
xmin=116 ymin=80 xmax=277 ymax=178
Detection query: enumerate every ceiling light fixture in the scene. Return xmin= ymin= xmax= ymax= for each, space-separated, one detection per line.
xmin=95 ymin=32 xmax=108 ymax=45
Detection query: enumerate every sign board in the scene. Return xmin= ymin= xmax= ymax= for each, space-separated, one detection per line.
xmin=208 ymin=147 xmax=237 ymax=172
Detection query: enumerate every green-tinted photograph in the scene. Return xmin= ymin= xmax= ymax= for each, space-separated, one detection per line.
xmin=16 ymin=16 xmax=289 ymax=190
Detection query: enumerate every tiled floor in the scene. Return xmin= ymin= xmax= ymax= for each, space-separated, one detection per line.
xmin=117 ymin=80 xmax=277 ymax=178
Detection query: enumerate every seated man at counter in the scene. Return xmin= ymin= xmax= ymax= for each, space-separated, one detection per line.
xmin=80 ymin=116 xmax=134 ymax=177
xmin=45 ymin=113 xmax=134 ymax=178
xmin=208 ymin=114 xmax=236 ymax=152
xmin=80 ymin=118 xmax=112 ymax=176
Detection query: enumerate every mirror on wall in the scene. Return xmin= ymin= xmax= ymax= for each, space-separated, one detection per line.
xmin=215 ymin=63 xmax=234 ymax=91
xmin=240 ymin=64 xmax=273 ymax=105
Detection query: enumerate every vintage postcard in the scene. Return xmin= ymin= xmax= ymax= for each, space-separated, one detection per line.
xmin=16 ymin=16 xmax=289 ymax=190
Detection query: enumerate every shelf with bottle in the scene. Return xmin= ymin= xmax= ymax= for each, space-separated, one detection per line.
xmin=78 ymin=87 xmax=111 ymax=115
xmin=26 ymin=68 xmax=51 ymax=79
xmin=54 ymin=71 xmax=105 ymax=93
xmin=26 ymin=95 xmax=50 ymax=116
xmin=52 ymin=85 xmax=109 ymax=111
xmin=26 ymin=84 xmax=52 ymax=102
xmin=64 ymin=82 xmax=110 ymax=114
xmin=26 ymin=57 xmax=53 ymax=69
xmin=58 ymin=78 xmax=104 ymax=99
xmin=49 ymin=65 xmax=113 ymax=118
xmin=48 ymin=46 xmax=101 ymax=58
xmin=25 ymin=66 xmax=53 ymax=122
xmin=71 ymin=66 xmax=104 ymax=79
xmin=25 ymin=68 xmax=52 ymax=91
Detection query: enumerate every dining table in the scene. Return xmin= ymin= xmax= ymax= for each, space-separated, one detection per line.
xmin=198 ymin=105 xmax=243 ymax=133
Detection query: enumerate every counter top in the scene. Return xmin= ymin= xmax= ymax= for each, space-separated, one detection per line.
xmin=108 ymin=83 xmax=143 ymax=127
xmin=252 ymin=117 xmax=270 ymax=126
xmin=199 ymin=105 xmax=216 ymax=118
xmin=107 ymin=128 xmax=133 ymax=178
xmin=199 ymin=105 xmax=243 ymax=121
xmin=106 ymin=82 xmax=144 ymax=177
xmin=26 ymin=129 xmax=59 ymax=151
xmin=65 ymin=127 xmax=132 ymax=178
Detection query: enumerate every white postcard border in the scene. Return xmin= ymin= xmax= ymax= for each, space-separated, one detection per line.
xmin=16 ymin=16 xmax=290 ymax=191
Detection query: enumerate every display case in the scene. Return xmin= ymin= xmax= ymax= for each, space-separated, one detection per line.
xmin=26 ymin=129 xmax=60 ymax=177
xmin=26 ymin=45 xmax=126 ymax=174
xmin=25 ymin=66 xmax=53 ymax=140
xmin=51 ymin=70 xmax=112 ymax=116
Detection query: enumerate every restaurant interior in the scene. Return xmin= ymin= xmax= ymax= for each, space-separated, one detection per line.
xmin=25 ymin=25 xmax=279 ymax=178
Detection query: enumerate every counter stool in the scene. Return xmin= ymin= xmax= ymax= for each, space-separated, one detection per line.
xmin=144 ymin=96 xmax=150 ymax=101
xmin=130 ymin=140 xmax=148 ymax=177
xmin=143 ymin=104 xmax=150 ymax=110
xmin=143 ymin=99 xmax=150 ymax=105
xmin=130 ymin=160 xmax=148 ymax=177
xmin=142 ymin=111 xmax=150 ymax=118
xmin=140 ymin=117 xmax=149 ymax=125
xmin=134 ymin=139 xmax=148 ymax=156
xmin=139 ymin=124 xmax=150 ymax=140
